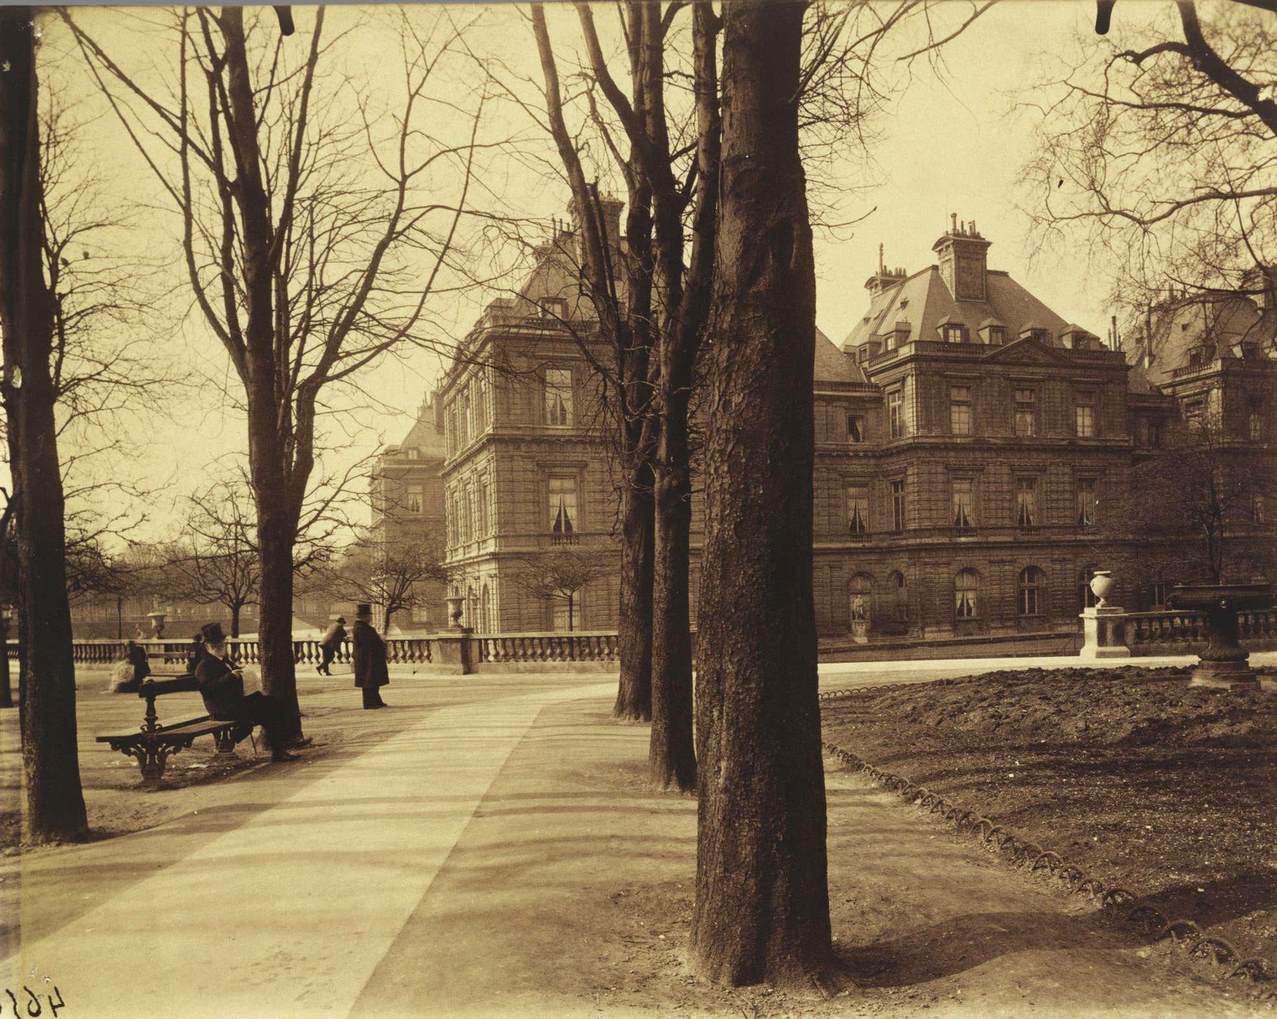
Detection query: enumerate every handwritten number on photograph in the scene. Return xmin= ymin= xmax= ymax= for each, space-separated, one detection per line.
xmin=0 ymin=987 xmax=63 ymax=1018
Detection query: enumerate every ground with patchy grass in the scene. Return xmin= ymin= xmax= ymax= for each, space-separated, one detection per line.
xmin=822 ymin=666 xmax=1277 ymax=965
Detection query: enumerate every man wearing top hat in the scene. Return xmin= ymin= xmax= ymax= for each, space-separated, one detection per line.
xmin=194 ymin=622 xmax=305 ymax=761
xmin=351 ymin=603 xmax=389 ymax=709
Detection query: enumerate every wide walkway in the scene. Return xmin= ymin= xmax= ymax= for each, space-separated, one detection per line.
xmin=1 ymin=665 xmax=1263 ymax=1017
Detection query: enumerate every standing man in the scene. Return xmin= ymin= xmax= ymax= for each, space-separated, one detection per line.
xmin=195 ymin=622 xmax=305 ymax=761
xmin=352 ymin=603 xmax=388 ymax=709
xmin=316 ymin=615 xmax=347 ymax=676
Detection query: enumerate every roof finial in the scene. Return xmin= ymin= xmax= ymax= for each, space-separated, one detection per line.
xmin=950 ymin=212 xmax=958 ymax=234
xmin=878 ymin=242 xmax=885 ymax=273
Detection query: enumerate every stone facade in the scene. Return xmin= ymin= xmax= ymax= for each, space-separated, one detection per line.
xmin=437 ymin=214 xmax=1277 ymax=642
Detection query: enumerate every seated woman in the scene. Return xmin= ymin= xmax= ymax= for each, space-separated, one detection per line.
xmin=194 ymin=622 xmax=307 ymax=762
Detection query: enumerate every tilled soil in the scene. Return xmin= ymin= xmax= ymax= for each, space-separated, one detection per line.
xmin=821 ymin=666 xmax=1277 ymax=966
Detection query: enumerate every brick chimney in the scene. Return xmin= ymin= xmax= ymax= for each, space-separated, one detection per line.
xmin=568 ymin=194 xmax=623 ymax=252
xmin=1241 ymin=264 xmax=1276 ymax=312
xmin=864 ymin=243 xmax=907 ymax=296
xmin=933 ymin=213 xmax=992 ymax=302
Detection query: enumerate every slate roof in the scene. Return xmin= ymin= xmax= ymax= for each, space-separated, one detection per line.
xmin=397 ymin=400 xmax=446 ymax=459
xmin=814 ymin=327 xmax=866 ymax=384
xmin=1126 ymin=294 xmax=1275 ymax=389
xmin=840 ymin=266 xmax=1072 ymax=351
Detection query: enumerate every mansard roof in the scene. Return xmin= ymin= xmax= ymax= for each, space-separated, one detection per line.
xmin=815 ymin=327 xmax=866 ymax=384
xmin=840 ymin=265 xmax=1071 ymax=352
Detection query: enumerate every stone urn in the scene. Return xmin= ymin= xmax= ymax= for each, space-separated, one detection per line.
xmin=1088 ymin=570 xmax=1115 ymax=609
xmin=146 ymin=611 xmax=166 ymax=640
xmin=444 ymin=595 xmax=465 ymax=630
xmin=1166 ymin=581 xmax=1273 ymax=690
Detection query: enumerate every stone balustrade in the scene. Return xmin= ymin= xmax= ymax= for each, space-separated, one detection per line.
xmin=1081 ymin=606 xmax=1277 ymax=658
xmin=476 ymin=631 xmax=619 ymax=665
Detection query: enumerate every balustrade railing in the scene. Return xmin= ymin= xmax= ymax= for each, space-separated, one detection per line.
xmin=476 ymin=631 xmax=619 ymax=665
xmin=52 ymin=636 xmax=435 ymax=668
xmin=1114 ymin=607 xmax=1277 ymax=653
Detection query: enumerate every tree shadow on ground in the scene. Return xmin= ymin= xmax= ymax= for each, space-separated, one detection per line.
xmin=837 ymin=871 xmax=1277 ymax=987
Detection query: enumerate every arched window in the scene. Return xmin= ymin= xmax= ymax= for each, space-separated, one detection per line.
xmin=955 ymin=568 xmax=979 ymax=619
xmin=1019 ymin=566 xmax=1045 ymax=616
xmin=889 ymin=570 xmax=908 ymax=622
xmin=849 ymin=573 xmax=874 ymax=623
xmin=1077 ymin=565 xmax=1098 ymax=610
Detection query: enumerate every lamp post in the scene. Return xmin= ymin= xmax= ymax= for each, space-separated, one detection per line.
xmin=0 ymin=604 xmax=12 ymax=709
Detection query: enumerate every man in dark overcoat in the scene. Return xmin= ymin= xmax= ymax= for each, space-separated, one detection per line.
xmin=194 ymin=622 xmax=304 ymax=761
xmin=352 ymin=603 xmax=389 ymax=709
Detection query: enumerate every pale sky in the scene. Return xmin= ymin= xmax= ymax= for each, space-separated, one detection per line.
xmin=40 ymin=0 xmax=1170 ymax=544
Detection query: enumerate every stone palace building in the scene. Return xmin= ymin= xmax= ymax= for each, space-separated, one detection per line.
xmin=430 ymin=209 xmax=1276 ymax=651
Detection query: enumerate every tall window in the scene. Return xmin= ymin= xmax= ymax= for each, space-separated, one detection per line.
xmin=549 ymin=476 xmax=578 ymax=541
xmin=952 ymin=478 xmax=975 ymax=530
xmin=478 ymin=369 xmax=490 ymax=427
xmin=949 ymin=385 xmax=973 ymax=436
xmin=887 ymin=388 xmax=904 ymax=438
xmin=847 ymin=414 xmax=865 ymax=444
xmin=1254 ymin=494 xmax=1266 ymax=524
xmin=890 ymin=479 xmax=906 ymax=532
xmin=1013 ymin=387 xmax=1037 ymax=437
xmin=1074 ymin=390 xmax=1096 ymax=437
xmin=889 ymin=570 xmax=908 ymax=622
xmin=551 ymin=591 xmax=579 ymax=631
xmin=1151 ymin=581 xmax=1169 ymax=608
xmin=1015 ymin=478 xmax=1037 ymax=528
xmin=405 ymin=484 xmax=424 ymax=515
xmin=1250 ymin=406 xmax=1264 ymax=441
xmin=1076 ymin=478 xmax=1097 ymax=528
xmin=461 ymin=488 xmax=472 ymax=542
xmin=459 ymin=392 xmax=470 ymax=446
xmin=1018 ymin=566 xmax=1045 ymax=616
xmin=477 ymin=479 xmax=489 ymax=536
xmin=544 ymin=368 xmax=574 ymax=426
xmin=1078 ymin=566 xmax=1097 ymax=609
xmin=955 ymin=568 xmax=979 ymax=619
xmin=466 ymin=381 xmax=477 ymax=438
xmin=846 ymin=484 xmax=869 ymax=536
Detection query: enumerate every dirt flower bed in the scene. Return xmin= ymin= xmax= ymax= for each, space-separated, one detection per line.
xmin=822 ymin=666 xmax=1277 ymax=963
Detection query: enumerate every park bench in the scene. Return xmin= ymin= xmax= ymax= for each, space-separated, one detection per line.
xmin=97 ymin=674 xmax=254 ymax=787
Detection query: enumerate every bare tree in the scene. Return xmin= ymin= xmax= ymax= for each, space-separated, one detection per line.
xmin=64 ymin=7 xmax=487 ymax=740
xmin=0 ymin=7 xmax=88 ymax=842
xmin=690 ymin=0 xmax=835 ymax=989
xmin=335 ymin=529 xmax=447 ymax=632
xmin=1028 ymin=0 xmax=1277 ymax=321
xmin=508 ymin=546 xmax=611 ymax=632
xmin=164 ymin=482 xmax=261 ymax=638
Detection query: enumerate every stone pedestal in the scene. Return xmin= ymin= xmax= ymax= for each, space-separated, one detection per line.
xmin=850 ymin=619 xmax=869 ymax=645
xmin=432 ymin=627 xmax=474 ymax=675
xmin=1079 ymin=605 xmax=1131 ymax=659
xmin=1191 ymin=656 xmax=1259 ymax=690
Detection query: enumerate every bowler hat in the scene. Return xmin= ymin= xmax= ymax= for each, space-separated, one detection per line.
xmin=336 ymin=616 xmax=347 ymax=624
xmin=355 ymin=603 xmax=372 ymax=617
xmin=201 ymin=621 xmax=226 ymax=644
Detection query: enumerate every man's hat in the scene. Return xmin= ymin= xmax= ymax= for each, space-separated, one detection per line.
xmin=355 ymin=603 xmax=372 ymax=617
xmin=335 ymin=616 xmax=347 ymax=624
xmin=201 ymin=622 xmax=226 ymax=644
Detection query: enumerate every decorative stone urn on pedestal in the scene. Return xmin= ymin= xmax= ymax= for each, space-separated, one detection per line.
xmin=1167 ymin=582 xmax=1272 ymax=690
xmin=146 ymin=611 xmax=166 ymax=640
xmin=1089 ymin=570 xmax=1115 ymax=608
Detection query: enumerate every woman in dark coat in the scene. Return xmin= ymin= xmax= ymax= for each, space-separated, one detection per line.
xmin=351 ymin=603 xmax=389 ymax=709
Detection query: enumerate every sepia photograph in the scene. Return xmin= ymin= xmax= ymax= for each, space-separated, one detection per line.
xmin=0 ymin=0 xmax=1275 ymax=1015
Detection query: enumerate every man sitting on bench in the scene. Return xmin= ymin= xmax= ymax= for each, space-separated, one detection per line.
xmin=194 ymin=622 xmax=304 ymax=763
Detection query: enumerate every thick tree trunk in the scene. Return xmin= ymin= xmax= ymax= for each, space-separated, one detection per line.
xmin=649 ymin=391 xmax=696 ymax=791
xmin=691 ymin=0 xmax=832 ymax=989
xmin=0 ymin=8 xmax=88 ymax=842
xmin=614 ymin=466 xmax=654 ymax=720
xmin=230 ymin=601 xmax=242 ymax=639
xmin=256 ymin=500 xmax=301 ymax=743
